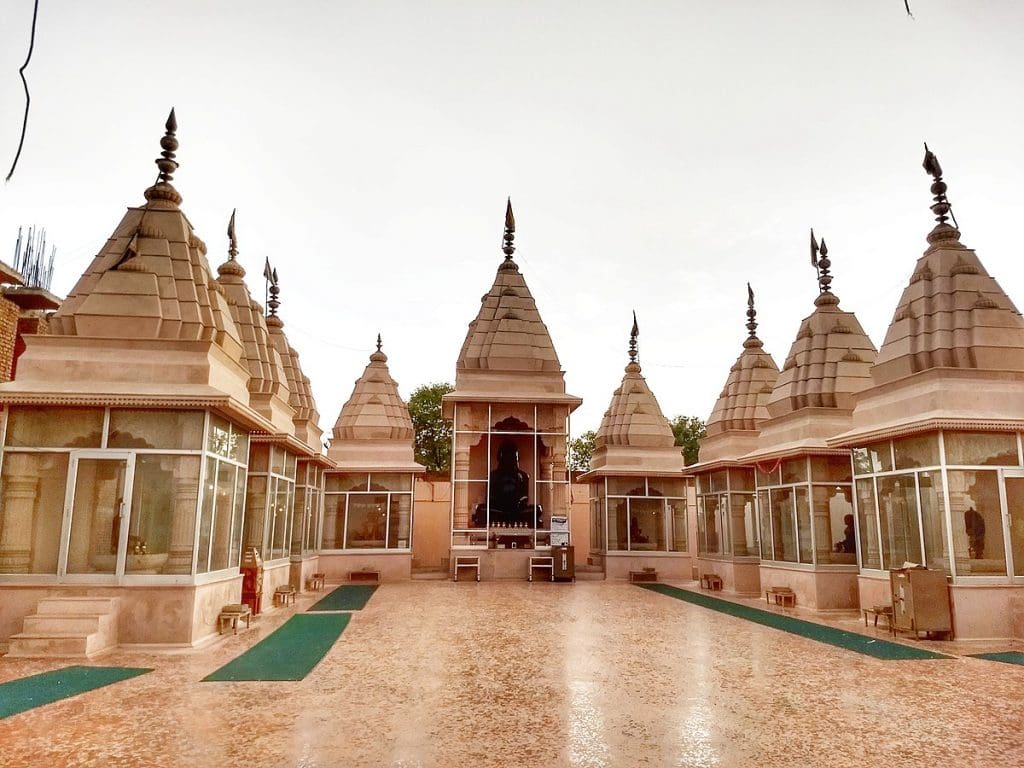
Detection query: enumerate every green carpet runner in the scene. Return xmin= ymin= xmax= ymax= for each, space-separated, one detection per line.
xmin=0 ymin=665 xmax=151 ymax=719
xmin=203 ymin=613 xmax=350 ymax=681
xmin=307 ymin=584 xmax=377 ymax=612
xmin=638 ymin=583 xmax=950 ymax=661
xmin=969 ymin=651 xmax=1024 ymax=666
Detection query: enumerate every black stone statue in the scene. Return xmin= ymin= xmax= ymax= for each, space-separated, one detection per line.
xmin=472 ymin=440 xmax=542 ymax=527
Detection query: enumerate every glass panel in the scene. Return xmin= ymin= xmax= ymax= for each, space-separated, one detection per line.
xmin=607 ymin=478 xmax=646 ymax=497
xmin=944 ymin=432 xmax=1018 ymax=467
xmin=810 ymin=455 xmax=853 ymax=484
xmin=126 ymin=455 xmax=201 ymax=575
xmin=230 ymin=467 xmax=245 ymax=568
xmin=210 ymin=462 xmax=236 ymax=571
xmin=388 ymin=494 xmax=412 ymax=548
xmin=590 ymin=499 xmax=603 ymax=552
xmin=757 ymin=490 xmax=772 ymax=560
xmin=918 ymin=471 xmax=948 ymax=573
xmin=291 ymin=485 xmax=307 ymax=556
xmin=305 ymin=480 xmax=321 ymax=553
xmin=647 ymin=478 xmax=685 ymax=497
xmin=370 ymin=473 xmax=413 ymax=492
xmin=894 ymin=434 xmax=939 ymax=470
xmin=345 ymin=494 xmax=388 ymax=548
xmin=695 ymin=474 xmax=708 ymax=495
xmin=0 ymin=452 xmax=69 ymax=574
xmin=207 ymin=414 xmax=230 ymax=457
xmin=66 ymin=458 xmax=127 ymax=574
xmin=326 ymin=473 xmax=369 ymax=493
xmin=701 ymin=495 xmax=722 ymax=555
xmin=248 ymin=443 xmax=269 ymax=473
xmin=271 ymin=446 xmax=286 ymax=476
xmin=728 ymin=468 xmax=755 ymax=492
xmin=756 ymin=465 xmax=781 ymax=487
xmin=855 ymin=479 xmax=881 ymax=569
xmin=5 ymin=407 xmax=104 ymax=448
xmin=795 ymin=487 xmax=811 ymax=563
xmin=813 ymin=485 xmax=855 ymax=565
xmin=196 ymin=457 xmax=217 ymax=574
xmin=628 ymin=498 xmax=664 ymax=551
xmin=853 ymin=442 xmax=891 ymax=475
xmin=321 ymin=494 xmax=346 ymax=549
xmin=782 ymin=458 xmax=807 ymax=484
xmin=730 ymin=493 xmax=757 ymax=557
xmin=230 ymin=429 xmax=248 ymax=464
xmin=1006 ymin=477 xmax=1024 ymax=578
xmin=608 ymin=497 xmax=626 ymax=550
xmin=878 ymin=474 xmax=923 ymax=567
xmin=269 ymin=480 xmax=292 ymax=559
xmin=107 ymin=409 xmax=204 ymax=450
xmin=244 ymin=475 xmax=268 ymax=557
xmin=709 ymin=471 xmax=728 ymax=493
xmin=769 ymin=488 xmax=797 ymax=562
xmin=948 ymin=470 xmax=1006 ymax=576
xmin=284 ymin=451 xmax=297 ymax=479
xmin=670 ymin=497 xmax=687 ymax=552
xmin=455 ymin=481 xmax=487 ymax=529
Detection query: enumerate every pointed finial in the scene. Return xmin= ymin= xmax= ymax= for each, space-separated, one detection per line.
xmin=922 ymin=142 xmax=957 ymax=228
xmin=746 ymin=283 xmax=758 ymax=339
xmin=502 ymin=197 xmax=515 ymax=260
xmin=628 ymin=311 xmax=639 ymax=365
xmin=227 ymin=209 xmax=238 ymax=260
xmin=268 ymin=268 xmax=280 ymax=317
xmin=376 ymin=333 xmax=383 ymax=353
xmin=156 ymin=108 xmax=179 ymax=184
xmin=810 ymin=229 xmax=832 ymax=295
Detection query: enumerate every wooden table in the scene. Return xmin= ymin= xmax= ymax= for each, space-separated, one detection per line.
xmin=765 ymin=587 xmax=796 ymax=607
xmin=700 ymin=574 xmax=723 ymax=591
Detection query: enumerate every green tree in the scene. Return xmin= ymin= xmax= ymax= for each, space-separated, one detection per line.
xmin=408 ymin=382 xmax=454 ymax=473
xmin=568 ymin=430 xmax=596 ymax=473
xmin=671 ymin=415 xmax=706 ymax=467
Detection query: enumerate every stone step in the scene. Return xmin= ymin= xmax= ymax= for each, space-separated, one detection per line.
xmin=6 ymin=633 xmax=93 ymax=658
xmin=22 ymin=613 xmax=112 ymax=636
xmin=411 ymin=571 xmax=448 ymax=580
xmin=35 ymin=597 xmax=119 ymax=615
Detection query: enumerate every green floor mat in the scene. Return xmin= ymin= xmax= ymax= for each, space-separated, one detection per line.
xmin=203 ymin=613 xmax=350 ymax=682
xmin=0 ymin=665 xmax=151 ymax=719
xmin=308 ymin=584 xmax=378 ymax=612
xmin=969 ymin=651 xmax=1024 ymax=666
xmin=638 ymin=583 xmax=950 ymax=661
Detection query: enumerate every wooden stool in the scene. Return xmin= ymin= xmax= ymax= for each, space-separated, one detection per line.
xmin=454 ymin=556 xmax=480 ymax=582
xmin=273 ymin=585 xmax=296 ymax=607
xmin=218 ymin=604 xmax=252 ymax=635
xmin=309 ymin=573 xmax=325 ymax=591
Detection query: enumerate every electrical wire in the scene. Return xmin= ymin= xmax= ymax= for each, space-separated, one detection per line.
xmin=6 ymin=0 xmax=41 ymax=183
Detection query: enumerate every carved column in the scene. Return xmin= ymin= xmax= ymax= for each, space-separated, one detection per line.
xmin=164 ymin=458 xmax=201 ymax=574
xmin=0 ymin=477 xmax=40 ymax=572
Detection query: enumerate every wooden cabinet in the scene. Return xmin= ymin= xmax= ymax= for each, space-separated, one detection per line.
xmin=552 ymin=545 xmax=575 ymax=582
xmin=889 ymin=567 xmax=952 ymax=639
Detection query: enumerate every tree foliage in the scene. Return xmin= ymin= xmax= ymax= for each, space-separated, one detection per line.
xmin=568 ymin=430 xmax=596 ymax=473
xmin=671 ymin=415 xmax=707 ymax=466
xmin=408 ymin=382 xmax=454 ymax=473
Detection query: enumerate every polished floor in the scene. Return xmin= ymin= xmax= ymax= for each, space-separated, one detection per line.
xmin=1 ymin=581 xmax=1023 ymax=768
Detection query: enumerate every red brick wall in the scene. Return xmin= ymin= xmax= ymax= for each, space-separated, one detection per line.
xmin=0 ymin=297 xmax=18 ymax=383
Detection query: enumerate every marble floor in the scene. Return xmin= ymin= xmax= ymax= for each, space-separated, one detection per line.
xmin=1 ymin=581 xmax=1023 ymax=768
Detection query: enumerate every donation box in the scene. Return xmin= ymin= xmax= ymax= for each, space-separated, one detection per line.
xmin=241 ymin=547 xmax=264 ymax=615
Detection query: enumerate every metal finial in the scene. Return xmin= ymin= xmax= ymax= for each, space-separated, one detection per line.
xmin=922 ymin=142 xmax=957 ymax=228
xmin=227 ymin=209 xmax=238 ymax=260
xmin=628 ymin=311 xmax=639 ymax=364
xmin=810 ymin=229 xmax=832 ymax=294
xmin=502 ymin=197 xmax=515 ymax=260
xmin=376 ymin=333 xmax=382 ymax=353
xmin=156 ymin=108 xmax=179 ymax=184
xmin=746 ymin=282 xmax=758 ymax=339
xmin=268 ymin=282 xmax=280 ymax=317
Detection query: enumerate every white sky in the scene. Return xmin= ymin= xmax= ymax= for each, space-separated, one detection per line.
xmin=1 ymin=1 xmax=1022 ymax=437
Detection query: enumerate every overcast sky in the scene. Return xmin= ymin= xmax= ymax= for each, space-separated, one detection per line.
xmin=1 ymin=1 xmax=1022 ymax=437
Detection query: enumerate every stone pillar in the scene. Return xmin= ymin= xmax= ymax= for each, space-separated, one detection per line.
xmin=0 ymin=477 xmax=39 ymax=572
xmin=453 ymin=449 xmax=469 ymax=529
xmin=164 ymin=461 xmax=200 ymax=574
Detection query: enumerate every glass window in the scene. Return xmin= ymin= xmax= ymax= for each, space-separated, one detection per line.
xmin=853 ymin=442 xmax=891 ymax=475
xmin=244 ymin=475 xmax=268 ymax=555
xmin=948 ymin=470 xmax=1006 ymax=576
xmin=756 ymin=465 xmax=781 ymax=487
xmin=709 ymin=471 xmax=728 ymax=493
xmin=878 ymin=474 xmax=923 ymax=567
xmin=0 ymin=452 xmax=69 ymax=573
xmin=108 ymin=410 xmax=204 ymax=450
xmin=700 ymin=495 xmax=721 ymax=555
xmin=782 ymin=458 xmax=807 ymax=484
xmin=894 ymin=434 xmax=939 ymax=470
xmin=813 ymin=485 xmax=855 ymax=565
xmin=345 ymin=494 xmax=388 ymax=548
xmin=207 ymin=415 xmax=249 ymax=463
xmin=770 ymin=488 xmax=797 ymax=562
xmin=370 ymin=473 xmax=412 ymax=492
xmin=125 ymin=455 xmax=201 ymax=574
xmin=230 ymin=467 xmax=245 ymax=568
xmin=248 ymin=443 xmax=269 ymax=473
xmin=291 ymin=485 xmax=307 ymax=556
xmin=196 ymin=457 xmax=217 ymax=574
xmin=591 ymin=499 xmax=605 ymax=552
xmin=66 ymin=458 xmax=126 ymax=575
xmin=728 ymin=468 xmax=755 ymax=492
xmin=209 ymin=462 xmax=237 ymax=571
xmin=326 ymin=473 xmax=369 ymax=493
xmin=648 ymin=478 xmax=685 ymax=497
xmin=5 ymin=407 xmax=103 ymax=448
xmin=608 ymin=497 xmax=626 ymax=550
xmin=795 ymin=487 xmax=811 ymax=563
xmin=757 ymin=490 xmax=772 ymax=560
xmin=670 ymin=498 xmax=687 ymax=552
xmin=730 ymin=493 xmax=757 ymax=557
xmin=944 ymin=432 xmax=1018 ymax=467
xmin=918 ymin=471 xmax=948 ymax=573
xmin=321 ymin=494 xmax=345 ymax=549
xmin=284 ymin=451 xmax=297 ymax=479
xmin=269 ymin=480 xmax=292 ymax=559
xmin=628 ymin=498 xmax=664 ymax=551
xmin=608 ymin=478 xmax=646 ymax=496
xmin=270 ymin=446 xmax=286 ymax=476
xmin=855 ymin=479 xmax=881 ymax=569
xmin=387 ymin=494 xmax=412 ymax=549
xmin=810 ymin=455 xmax=853 ymax=484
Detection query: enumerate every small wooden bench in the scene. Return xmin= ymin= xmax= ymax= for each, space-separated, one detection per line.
xmin=629 ymin=569 xmax=658 ymax=583
xmin=349 ymin=570 xmax=380 ymax=584
xmin=765 ymin=586 xmax=796 ymax=607
xmin=863 ymin=605 xmax=895 ymax=635
xmin=273 ymin=585 xmax=297 ymax=607
xmin=218 ymin=603 xmax=252 ymax=635
xmin=454 ymin=556 xmax=480 ymax=582
xmin=529 ymin=556 xmax=554 ymax=582
xmin=700 ymin=573 xmax=723 ymax=591
xmin=309 ymin=573 xmax=325 ymax=591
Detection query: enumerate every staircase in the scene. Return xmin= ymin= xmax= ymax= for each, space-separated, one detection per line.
xmin=7 ymin=597 xmax=119 ymax=658
xmin=575 ymin=563 xmax=606 ymax=581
